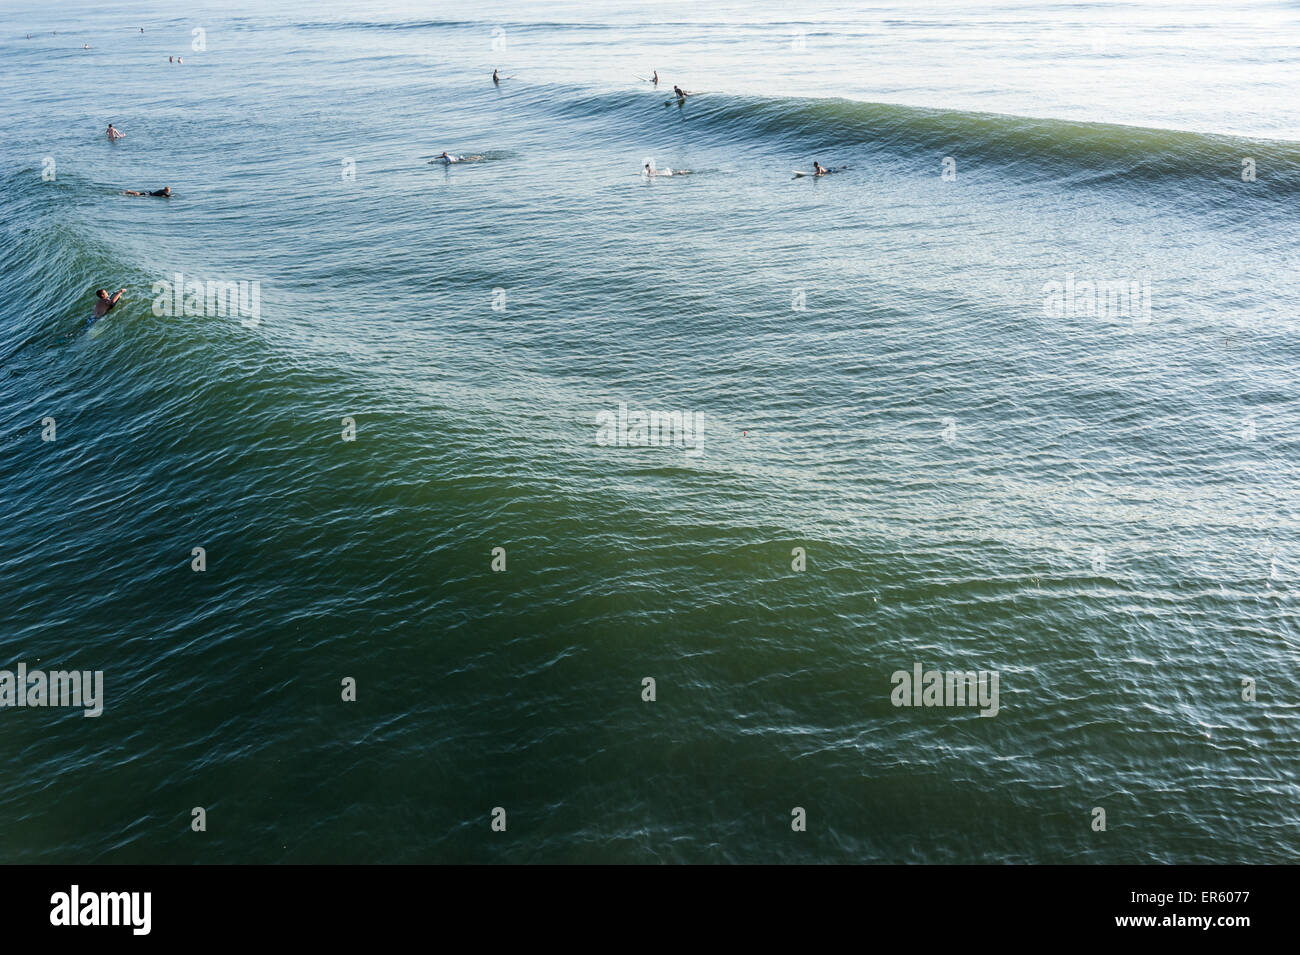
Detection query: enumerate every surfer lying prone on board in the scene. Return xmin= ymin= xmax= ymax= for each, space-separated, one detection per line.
xmin=643 ymin=163 xmax=690 ymax=177
xmin=431 ymin=152 xmax=485 ymax=165
xmin=124 ymin=186 xmax=171 ymax=197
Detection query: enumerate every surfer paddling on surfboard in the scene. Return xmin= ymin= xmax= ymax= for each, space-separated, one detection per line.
xmin=814 ymin=162 xmax=829 ymax=176
xmin=92 ymin=287 xmax=125 ymax=320
xmin=432 ymin=152 xmax=485 ymax=165
xmin=643 ymin=162 xmax=690 ymax=177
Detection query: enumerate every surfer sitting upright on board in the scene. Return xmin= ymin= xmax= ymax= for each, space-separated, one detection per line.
xmin=673 ymin=85 xmax=686 ymax=99
xmin=106 ymin=123 xmax=124 ymax=140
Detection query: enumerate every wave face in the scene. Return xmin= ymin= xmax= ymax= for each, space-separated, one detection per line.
xmin=0 ymin=0 xmax=1298 ymax=864
xmin=546 ymin=89 xmax=1300 ymax=193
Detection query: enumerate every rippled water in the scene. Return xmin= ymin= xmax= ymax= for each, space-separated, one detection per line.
xmin=0 ymin=0 xmax=1297 ymax=863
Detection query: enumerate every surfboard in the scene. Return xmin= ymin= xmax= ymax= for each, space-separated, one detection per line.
xmin=792 ymin=165 xmax=848 ymax=178
xmin=85 ymin=310 xmax=113 ymax=337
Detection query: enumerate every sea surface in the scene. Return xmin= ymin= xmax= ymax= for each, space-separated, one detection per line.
xmin=1 ymin=0 xmax=1297 ymax=863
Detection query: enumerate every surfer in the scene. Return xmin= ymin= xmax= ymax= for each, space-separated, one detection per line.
xmin=673 ymin=84 xmax=686 ymax=99
xmin=92 ymin=288 xmax=125 ymax=319
xmin=106 ymin=123 xmax=124 ymax=140
xmin=813 ymin=161 xmax=829 ymax=176
xmin=123 ymin=187 xmax=171 ymax=197
xmin=493 ymin=69 xmax=500 ymax=84
xmin=652 ymin=70 xmax=659 ymax=86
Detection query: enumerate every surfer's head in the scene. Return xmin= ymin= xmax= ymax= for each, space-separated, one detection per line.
xmin=161 ymin=187 xmax=171 ymax=195
xmin=95 ymin=289 xmax=108 ymax=299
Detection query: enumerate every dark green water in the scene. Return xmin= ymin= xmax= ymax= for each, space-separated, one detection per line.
xmin=1 ymin=0 xmax=1297 ymax=863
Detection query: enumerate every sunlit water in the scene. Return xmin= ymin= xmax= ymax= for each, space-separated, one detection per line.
xmin=0 ymin=0 xmax=1296 ymax=863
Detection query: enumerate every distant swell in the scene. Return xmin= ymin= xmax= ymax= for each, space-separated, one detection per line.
xmin=549 ymin=89 xmax=1300 ymax=192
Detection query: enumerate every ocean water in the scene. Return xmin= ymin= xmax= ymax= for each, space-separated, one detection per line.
xmin=1 ymin=0 xmax=1297 ymax=864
